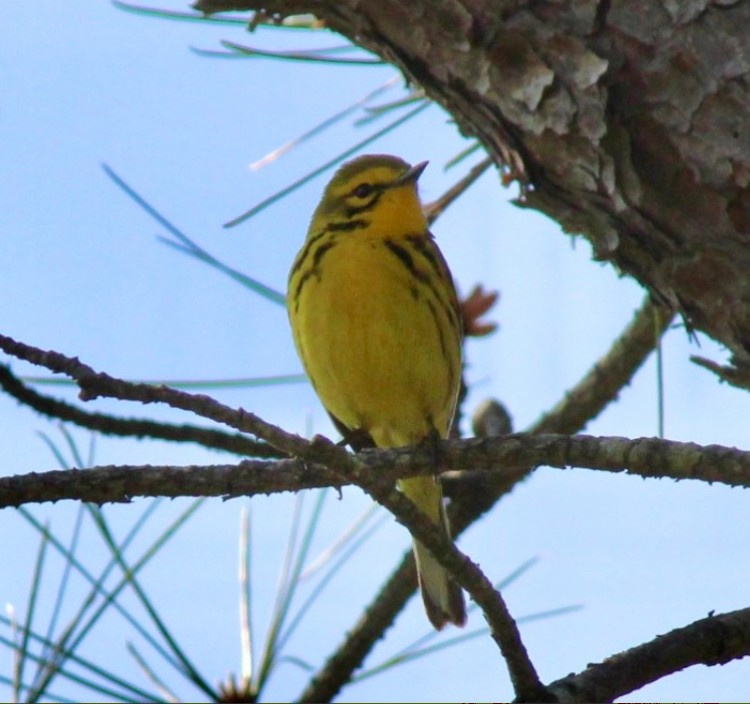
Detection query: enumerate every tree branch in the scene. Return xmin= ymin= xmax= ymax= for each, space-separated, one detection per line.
xmin=448 ymin=296 xmax=674 ymax=526
xmin=0 ymin=333 xmax=309 ymax=458
xmin=3 ymin=432 xmax=749 ymax=508
xmin=530 ymin=298 xmax=674 ymax=435
xmin=299 ymin=296 xmax=680 ymax=702
xmin=545 ymin=607 xmax=750 ymax=703
xmin=0 ymin=364 xmax=282 ymax=458
xmin=691 ymin=355 xmax=750 ymax=394
xmin=303 ymin=436 xmax=548 ymax=702
xmin=0 ymin=459 xmax=330 ymax=507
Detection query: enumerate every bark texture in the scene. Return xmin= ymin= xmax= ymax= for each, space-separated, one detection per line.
xmin=199 ymin=0 xmax=750 ymax=376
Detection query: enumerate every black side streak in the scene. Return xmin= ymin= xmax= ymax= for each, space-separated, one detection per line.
xmin=312 ymin=240 xmax=336 ymax=270
xmin=292 ymin=271 xmax=312 ymax=312
xmin=386 ymin=237 xmax=461 ymax=336
xmin=290 ymin=230 xmax=327 ymax=278
xmin=406 ymin=234 xmax=441 ymax=276
xmin=385 ymin=238 xmax=460 ymax=384
xmin=293 ymin=238 xmax=338 ymax=307
xmin=426 ymin=296 xmax=459 ymax=397
xmin=291 ymin=218 xmax=369 ymax=280
xmin=406 ymin=234 xmax=462 ymax=335
xmin=426 ymin=297 xmax=451 ymax=363
xmin=383 ymin=239 xmax=429 ymax=284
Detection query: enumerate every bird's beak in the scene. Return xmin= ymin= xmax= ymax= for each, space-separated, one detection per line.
xmin=394 ymin=160 xmax=428 ymax=186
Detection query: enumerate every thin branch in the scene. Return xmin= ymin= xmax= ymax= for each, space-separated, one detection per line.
xmin=0 ymin=298 xmax=679 ymax=702
xmin=545 ymin=606 xmax=750 ymax=703
xmin=531 ymin=296 xmax=674 ymax=435
xmin=297 ymin=549 xmax=416 ymax=702
xmin=0 ymin=365 xmax=283 ymax=459
xmin=341 ymin=460 xmax=546 ymax=700
xmin=424 ymin=157 xmax=493 ymax=226
xmin=300 ymin=294 xmax=675 ymax=702
xmin=0 ymin=334 xmax=309 ymax=459
xmin=450 ymin=295 xmax=674 ymax=532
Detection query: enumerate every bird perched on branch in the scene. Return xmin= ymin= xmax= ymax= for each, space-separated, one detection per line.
xmin=288 ymin=154 xmax=466 ymax=629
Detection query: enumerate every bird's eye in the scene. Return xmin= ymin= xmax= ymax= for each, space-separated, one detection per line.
xmin=352 ymin=183 xmax=374 ymax=199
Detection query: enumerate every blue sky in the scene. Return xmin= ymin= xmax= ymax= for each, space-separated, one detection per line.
xmin=2 ymin=2 xmax=749 ymax=702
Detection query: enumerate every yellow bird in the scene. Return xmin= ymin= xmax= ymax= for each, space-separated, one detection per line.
xmin=287 ymin=154 xmax=466 ymax=629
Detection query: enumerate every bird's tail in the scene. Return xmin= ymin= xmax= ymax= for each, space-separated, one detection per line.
xmin=399 ymin=475 xmax=466 ymax=629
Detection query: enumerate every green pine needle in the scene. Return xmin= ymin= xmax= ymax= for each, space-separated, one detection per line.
xmin=225 ymin=101 xmax=430 ymax=228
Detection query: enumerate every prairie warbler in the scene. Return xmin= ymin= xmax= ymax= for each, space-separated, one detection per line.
xmin=287 ymin=154 xmax=466 ymax=629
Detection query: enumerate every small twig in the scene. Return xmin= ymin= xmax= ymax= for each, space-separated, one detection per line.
xmin=424 ymin=156 xmax=493 ymax=226
xmin=691 ymin=355 xmax=750 ymax=393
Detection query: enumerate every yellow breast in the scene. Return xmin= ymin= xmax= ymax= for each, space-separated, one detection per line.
xmin=289 ymin=231 xmax=461 ymax=448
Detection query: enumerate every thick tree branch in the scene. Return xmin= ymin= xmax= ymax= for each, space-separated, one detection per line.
xmin=3 ymin=432 xmax=749 ymax=508
xmin=545 ymin=607 xmax=750 ymax=703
